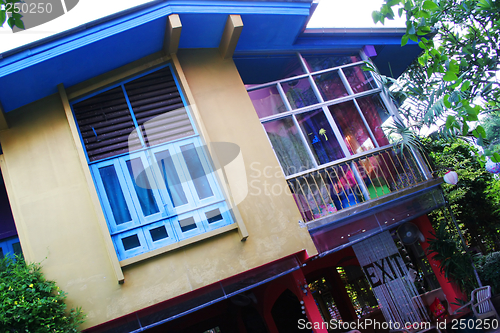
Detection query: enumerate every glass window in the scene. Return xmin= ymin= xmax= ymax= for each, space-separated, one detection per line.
xmin=303 ymin=54 xmax=362 ymax=72
xmin=356 ymin=95 xmax=391 ymax=146
xmin=74 ymin=66 xmax=235 ymax=261
xmin=296 ymin=109 xmax=345 ymax=165
xmin=98 ymin=165 xmax=132 ymax=225
xmin=155 ymin=149 xmax=188 ymax=207
xmin=313 ymin=70 xmax=349 ymax=101
xmin=263 ymin=117 xmax=313 ymax=176
xmin=343 ymin=65 xmax=377 ymax=94
xmin=180 ymin=144 xmax=214 ymax=200
xmin=281 ymin=78 xmax=318 ymax=109
xmin=328 ymin=101 xmax=375 ymax=155
xmin=248 ymin=85 xmax=287 ymax=118
xmin=125 ymin=158 xmax=159 ymax=217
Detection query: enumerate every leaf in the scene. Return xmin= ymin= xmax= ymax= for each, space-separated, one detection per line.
xmin=409 ymin=34 xmax=418 ymax=42
xmin=443 ymin=94 xmax=451 ymax=108
xmin=446 ymin=115 xmax=456 ymax=129
xmin=14 ymin=17 xmax=24 ymax=30
xmin=423 ymin=0 xmax=439 ymax=10
xmin=0 ymin=10 xmax=5 ymax=26
xmin=475 ymin=125 xmax=486 ymax=138
xmin=401 ymin=34 xmax=409 ymax=46
xmin=492 ymin=153 xmax=500 ymax=163
xmin=416 ymin=10 xmax=431 ymax=19
xmin=448 ymin=60 xmax=459 ymax=73
xmin=461 ymin=81 xmax=471 ymax=92
xmin=7 ymin=16 xmax=14 ymax=29
xmin=417 ymin=26 xmax=432 ymax=35
xmin=443 ymin=71 xmax=458 ymax=81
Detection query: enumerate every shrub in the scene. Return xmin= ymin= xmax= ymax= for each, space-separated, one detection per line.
xmin=478 ymin=252 xmax=500 ymax=294
xmin=0 ymin=255 xmax=85 ymax=332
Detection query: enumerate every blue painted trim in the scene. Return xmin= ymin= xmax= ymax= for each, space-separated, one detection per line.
xmin=0 ymin=1 xmax=310 ymax=75
xmin=168 ymin=63 xmax=199 ymax=136
xmin=70 ymin=63 xmax=170 ymax=104
xmin=121 ymin=84 xmax=146 ymax=148
xmin=0 ymin=7 xmax=173 ymax=76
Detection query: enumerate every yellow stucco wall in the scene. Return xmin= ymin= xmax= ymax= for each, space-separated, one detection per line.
xmin=0 ymin=50 xmax=317 ymax=329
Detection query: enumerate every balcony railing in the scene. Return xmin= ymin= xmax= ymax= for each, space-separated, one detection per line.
xmin=287 ymin=145 xmax=434 ymax=222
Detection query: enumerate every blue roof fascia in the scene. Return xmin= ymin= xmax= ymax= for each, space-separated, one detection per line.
xmin=0 ymin=7 xmax=171 ymax=77
xmin=0 ymin=3 xmax=170 ymax=68
xmin=0 ymin=0 xmax=311 ymax=71
xmin=168 ymin=0 xmax=311 ymax=14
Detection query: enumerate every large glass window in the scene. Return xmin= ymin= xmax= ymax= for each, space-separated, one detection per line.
xmin=247 ymin=52 xmax=402 ymax=221
xmin=73 ymin=66 xmax=234 ymax=261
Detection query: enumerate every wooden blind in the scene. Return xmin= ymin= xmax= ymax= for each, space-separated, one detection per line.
xmin=73 ymin=67 xmax=194 ymax=162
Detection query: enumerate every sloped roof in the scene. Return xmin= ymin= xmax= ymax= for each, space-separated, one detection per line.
xmin=0 ymin=0 xmax=419 ymax=113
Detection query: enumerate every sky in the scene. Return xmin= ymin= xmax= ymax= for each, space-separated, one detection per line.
xmin=0 ymin=0 xmax=406 ymax=54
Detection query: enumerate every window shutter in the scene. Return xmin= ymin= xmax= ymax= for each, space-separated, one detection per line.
xmin=124 ymin=67 xmax=194 ymax=147
xmin=73 ymin=87 xmax=139 ymax=162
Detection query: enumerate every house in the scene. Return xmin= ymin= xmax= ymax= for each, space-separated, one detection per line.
xmin=0 ymin=0 xmax=462 ymax=332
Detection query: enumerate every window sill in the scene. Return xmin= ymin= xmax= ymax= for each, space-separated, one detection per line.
xmin=119 ymin=223 xmax=239 ymax=267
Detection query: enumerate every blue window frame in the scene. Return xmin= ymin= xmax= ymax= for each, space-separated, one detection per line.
xmin=73 ymin=65 xmax=235 ymax=261
xmin=0 ymin=236 xmax=22 ymax=259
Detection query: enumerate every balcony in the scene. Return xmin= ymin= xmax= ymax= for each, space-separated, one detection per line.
xmin=287 ymin=145 xmax=438 ymax=226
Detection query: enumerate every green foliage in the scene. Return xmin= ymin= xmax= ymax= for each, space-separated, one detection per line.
xmin=0 ymin=0 xmax=25 ymax=30
xmin=0 ymin=256 xmax=85 ymax=332
xmin=373 ymin=0 xmax=500 ymax=163
xmin=477 ymin=252 xmax=500 ymax=294
xmin=426 ymin=138 xmax=500 ymax=253
xmin=427 ymin=220 xmax=478 ymax=295
xmin=481 ymin=110 xmax=500 ymax=156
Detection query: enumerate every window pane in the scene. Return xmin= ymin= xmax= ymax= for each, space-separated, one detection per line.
xmin=122 ymin=234 xmax=141 ymax=251
xmin=125 ymin=158 xmax=159 ymax=217
xmin=296 ymin=109 xmax=345 ymax=165
xmin=150 ymin=226 xmax=168 ymax=242
xmin=99 ymin=165 xmax=132 ymax=225
xmin=155 ymin=150 xmax=189 ymax=207
xmin=179 ymin=217 xmax=197 ymax=232
xmin=328 ymin=101 xmax=375 ymax=155
xmin=313 ymin=71 xmax=349 ymax=101
xmin=263 ymin=117 xmax=313 ymax=176
xmin=248 ymin=85 xmax=286 ymax=118
xmin=356 ymin=95 xmax=391 ymax=146
xmin=281 ymin=78 xmax=318 ymax=109
xmin=12 ymin=242 xmax=22 ymax=256
xmin=180 ymin=144 xmax=214 ymax=200
xmin=343 ymin=65 xmax=377 ymax=94
xmin=303 ymin=54 xmax=362 ymax=72
xmin=206 ymin=209 xmax=223 ymax=224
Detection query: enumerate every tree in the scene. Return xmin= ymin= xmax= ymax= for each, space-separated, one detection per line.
xmin=426 ymin=138 xmax=500 ymax=254
xmin=372 ymin=0 xmax=500 ymax=164
xmin=482 ymin=110 xmax=500 ymax=155
xmin=1 ymin=0 xmax=25 ymax=30
xmin=0 ymin=255 xmax=85 ymax=332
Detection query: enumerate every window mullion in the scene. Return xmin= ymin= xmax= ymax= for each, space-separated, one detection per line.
xmin=352 ymin=98 xmax=379 ymax=148
xmin=322 ymin=106 xmax=351 ymax=157
xmin=276 ymin=83 xmax=293 ymax=112
xmin=121 ymin=84 xmax=146 ymax=148
xmin=292 ymin=114 xmax=318 ymax=169
xmin=338 ymin=68 xmax=354 ymax=96
xmin=297 ymin=52 xmax=309 ymax=74
xmin=308 ymin=75 xmax=324 ymax=104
